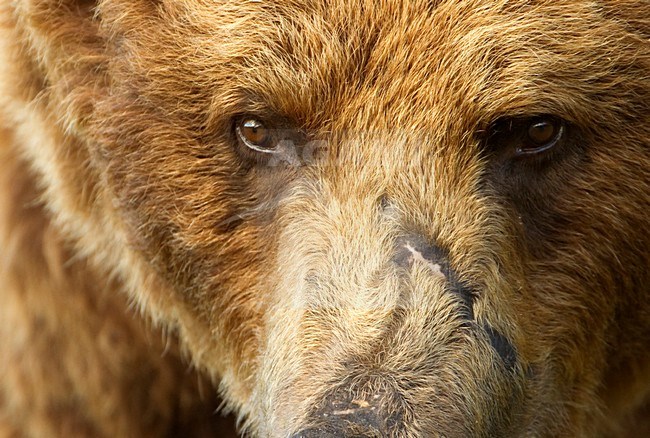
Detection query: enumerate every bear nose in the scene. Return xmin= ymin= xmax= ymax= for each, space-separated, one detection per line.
xmin=292 ymin=419 xmax=382 ymax=438
xmin=291 ymin=386 xmax=402 ymax=438
xmin=292 ymin=403 xmax=383 ymax=437
xmin=291 ymin=416 xmax=383 ymax=437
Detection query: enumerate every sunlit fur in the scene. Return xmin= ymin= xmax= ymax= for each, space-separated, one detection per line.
xmin=0 ymin=0 xmax=648 ymax=436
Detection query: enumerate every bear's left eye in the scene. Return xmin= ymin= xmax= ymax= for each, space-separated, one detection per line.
xmin=518 ymin=117 xmax=565 ymax=156
xmin=236 ymin=117 xmax=277 ymax=153
xmin=485 ymin=115 xmax=567 ymax=160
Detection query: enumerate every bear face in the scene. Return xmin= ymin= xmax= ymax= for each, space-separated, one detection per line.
xmin=1 ymin=0 xmax=648 ymax=436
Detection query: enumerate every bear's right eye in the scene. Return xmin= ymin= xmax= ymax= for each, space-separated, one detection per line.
xmin=236 ymin=117 xmax=277 ymax=153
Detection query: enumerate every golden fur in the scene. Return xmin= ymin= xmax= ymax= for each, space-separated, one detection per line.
xmin=0 ymin=0 xmax=648 ymax=436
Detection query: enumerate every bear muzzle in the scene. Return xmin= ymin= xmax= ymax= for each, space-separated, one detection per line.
xmin=291 ymin=383 xmax=404 ymax=438
xmin=258 ymin=229 xmax=523 ymax=437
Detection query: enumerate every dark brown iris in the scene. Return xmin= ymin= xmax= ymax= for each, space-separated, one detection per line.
xmin=520 ymin=118 xmax=564 ymax=154
xmin=237 ymin=118 xmax=273 ymax=151
xmin=528 ymin=120 xmax=557 ymax=145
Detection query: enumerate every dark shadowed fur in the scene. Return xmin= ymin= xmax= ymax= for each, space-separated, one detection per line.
xmin=0 ymin=0 xmax=648 ymax=437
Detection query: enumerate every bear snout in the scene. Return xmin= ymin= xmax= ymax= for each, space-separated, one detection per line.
xmin=293 ymin=383 xmax=404 ymax=438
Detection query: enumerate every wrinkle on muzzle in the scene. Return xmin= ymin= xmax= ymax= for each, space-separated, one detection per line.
xmin=392 ymin=234 xmax=517 ymax=371
xmin=392 ymin=234 xmax=475 ymax=320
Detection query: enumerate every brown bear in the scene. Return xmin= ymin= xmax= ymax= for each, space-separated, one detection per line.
xmin=0 ymin=0 xmax=648 ymax=436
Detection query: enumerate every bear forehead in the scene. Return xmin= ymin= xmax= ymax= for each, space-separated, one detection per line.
xmin=180 ymin=0 xmax=623 ymax=131
xmin=113 ymin=0 xmax=642 ymax=139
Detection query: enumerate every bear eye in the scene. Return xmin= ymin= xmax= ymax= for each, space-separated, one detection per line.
xmin=236 ymin=117 xmax=277 ymax=153
xmin=518 ymin=117 xmax=564 ymax=156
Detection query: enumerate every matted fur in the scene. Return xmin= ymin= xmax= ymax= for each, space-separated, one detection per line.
xmin=0 ymin=0 xmax=648 ymax=437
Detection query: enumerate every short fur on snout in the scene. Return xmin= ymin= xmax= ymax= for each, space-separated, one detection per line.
xmin=0 ymin=0 xmax=648 ymax=437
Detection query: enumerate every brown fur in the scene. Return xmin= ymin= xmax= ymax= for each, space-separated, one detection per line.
xmin=0 ymin=0 xmax=648 ymax=436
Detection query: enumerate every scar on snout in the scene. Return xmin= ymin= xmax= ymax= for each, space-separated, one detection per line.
xmin=330 ymin=399 xmax=375 ymax=417
xmin=402 ymin=241 xmax=446 ymax=278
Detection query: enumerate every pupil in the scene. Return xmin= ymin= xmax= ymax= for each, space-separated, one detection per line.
xmin=242 ymin=119 xmax=268 ymax=145
xmin=528 ymin=121 xmax=555 ymax=144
